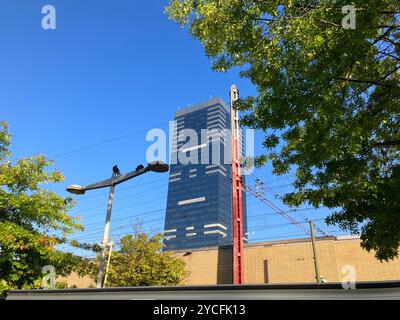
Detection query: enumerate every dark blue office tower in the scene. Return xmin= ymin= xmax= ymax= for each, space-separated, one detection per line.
xmin=163 ymin=98 xmax=247 ymax=251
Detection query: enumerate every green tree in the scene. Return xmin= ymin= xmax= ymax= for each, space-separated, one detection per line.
xmin=99 ymin=233 xmax=186 ymax=287
xmin=166 ymin=0 xmax=400 ymax=260
xmin=0 ymin=121 xmax=92 ymax=294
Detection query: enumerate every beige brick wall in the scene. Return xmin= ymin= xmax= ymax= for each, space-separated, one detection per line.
xmin=178 ymin=237 xmax=400 ymax=285
xmin=63 ymin=237 xmax=400 ymax=288
xmin=58 ymin=272 xmax=95 ymax=288
xmin=334 ymin=238 xmax=400 ymax=282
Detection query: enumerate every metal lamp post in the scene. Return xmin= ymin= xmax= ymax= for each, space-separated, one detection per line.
xmin=66 ymin=161 xmax=169 ymax=288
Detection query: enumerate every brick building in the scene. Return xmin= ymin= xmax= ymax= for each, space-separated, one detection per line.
xmin=62 ymin=235 xmax=400 ymax=287
xmin=175 ymin=235 xmax=400 ymax=285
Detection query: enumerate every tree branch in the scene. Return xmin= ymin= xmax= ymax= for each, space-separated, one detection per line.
xmin=337 ymin=77 xmax=393 ymax=87
xmin=374 ymin=140 xmax=400 ymax=147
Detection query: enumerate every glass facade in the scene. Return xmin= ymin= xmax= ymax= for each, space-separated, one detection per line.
xmin=163 ymin=98 xmax=248 ymax=251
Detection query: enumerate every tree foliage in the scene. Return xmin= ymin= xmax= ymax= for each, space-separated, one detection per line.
xmin=98 ymin=233 xmax=186 ymax=287
xmin=0 ymin=122 xmax=92 ymax=293
xmin=166 ymin=0 xmax=400 ymax=260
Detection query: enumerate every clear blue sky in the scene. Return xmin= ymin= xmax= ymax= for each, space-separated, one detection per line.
xmin=0 ymin=1 xmax=346 ymax=256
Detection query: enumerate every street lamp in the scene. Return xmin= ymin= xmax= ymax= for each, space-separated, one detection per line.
xmin=66 ymin=185 xmax=85 ymax=195
xmin=66 ymin=160 xmax=169 ymax=288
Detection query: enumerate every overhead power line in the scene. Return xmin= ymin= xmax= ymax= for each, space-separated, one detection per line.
xmin=247 ymin=173 xmax=332 ymax=236
xmin=244 ymin=183 xmax=311 ymax=235
xmin=50 ymin=123 xmax=168 ymax=159
xmin=71 ymin=195 xmax=167 ymax=219
xmin=73 ymin=178 xmax=168 ymax=202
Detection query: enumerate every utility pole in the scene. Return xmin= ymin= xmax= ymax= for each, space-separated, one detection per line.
xmin=310 ymin=221 xmax=321 ymax=284
xmin=230 ymin=84 xmax=244 ymax=284
xmin=97 ymin=180 xmax=116 ymax=288
xmin=103 ymin=238 xmax=114 ymax=288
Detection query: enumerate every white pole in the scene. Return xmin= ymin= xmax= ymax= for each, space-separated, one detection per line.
xmin=103 ymin=238 xmax=114 ymax=287
xmin=96 ymin=183 xmax=115 ymax=288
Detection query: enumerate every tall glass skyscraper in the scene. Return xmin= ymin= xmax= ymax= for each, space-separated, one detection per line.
xmin=163 ymin=98 xmax=247 ymax=251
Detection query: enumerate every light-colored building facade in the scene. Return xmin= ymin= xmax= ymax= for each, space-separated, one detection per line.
xmin=62 ymin=236 xmax=400 ymax=288
xmin=175 ymin=235 xmax=400 ymax=285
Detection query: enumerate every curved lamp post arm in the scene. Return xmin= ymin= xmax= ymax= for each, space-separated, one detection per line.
xmin=66 ymin=161 xmax=168 ymax=195
xmin=82 ymin=166 xmax=150 ymax=191
xmin=111 ymin=166 xmax=149 ymax=186
xmin=82 ymin=177 xmax=114 ymax=192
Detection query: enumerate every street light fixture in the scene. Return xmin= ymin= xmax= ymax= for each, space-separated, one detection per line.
xmin=66 ymin=161 xmax=169 ymax=288
xmin=66 ymin=184 xmax=85 ymax=195
xmin=148 ymin=160 xmax=169 ymax=173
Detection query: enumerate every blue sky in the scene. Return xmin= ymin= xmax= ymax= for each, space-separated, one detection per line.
xmin=0 ymin=1 xmax=347 ymax=256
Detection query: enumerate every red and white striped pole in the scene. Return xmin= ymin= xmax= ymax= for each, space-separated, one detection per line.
xmin=230 ymin=84 xmax=244 ymax=284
